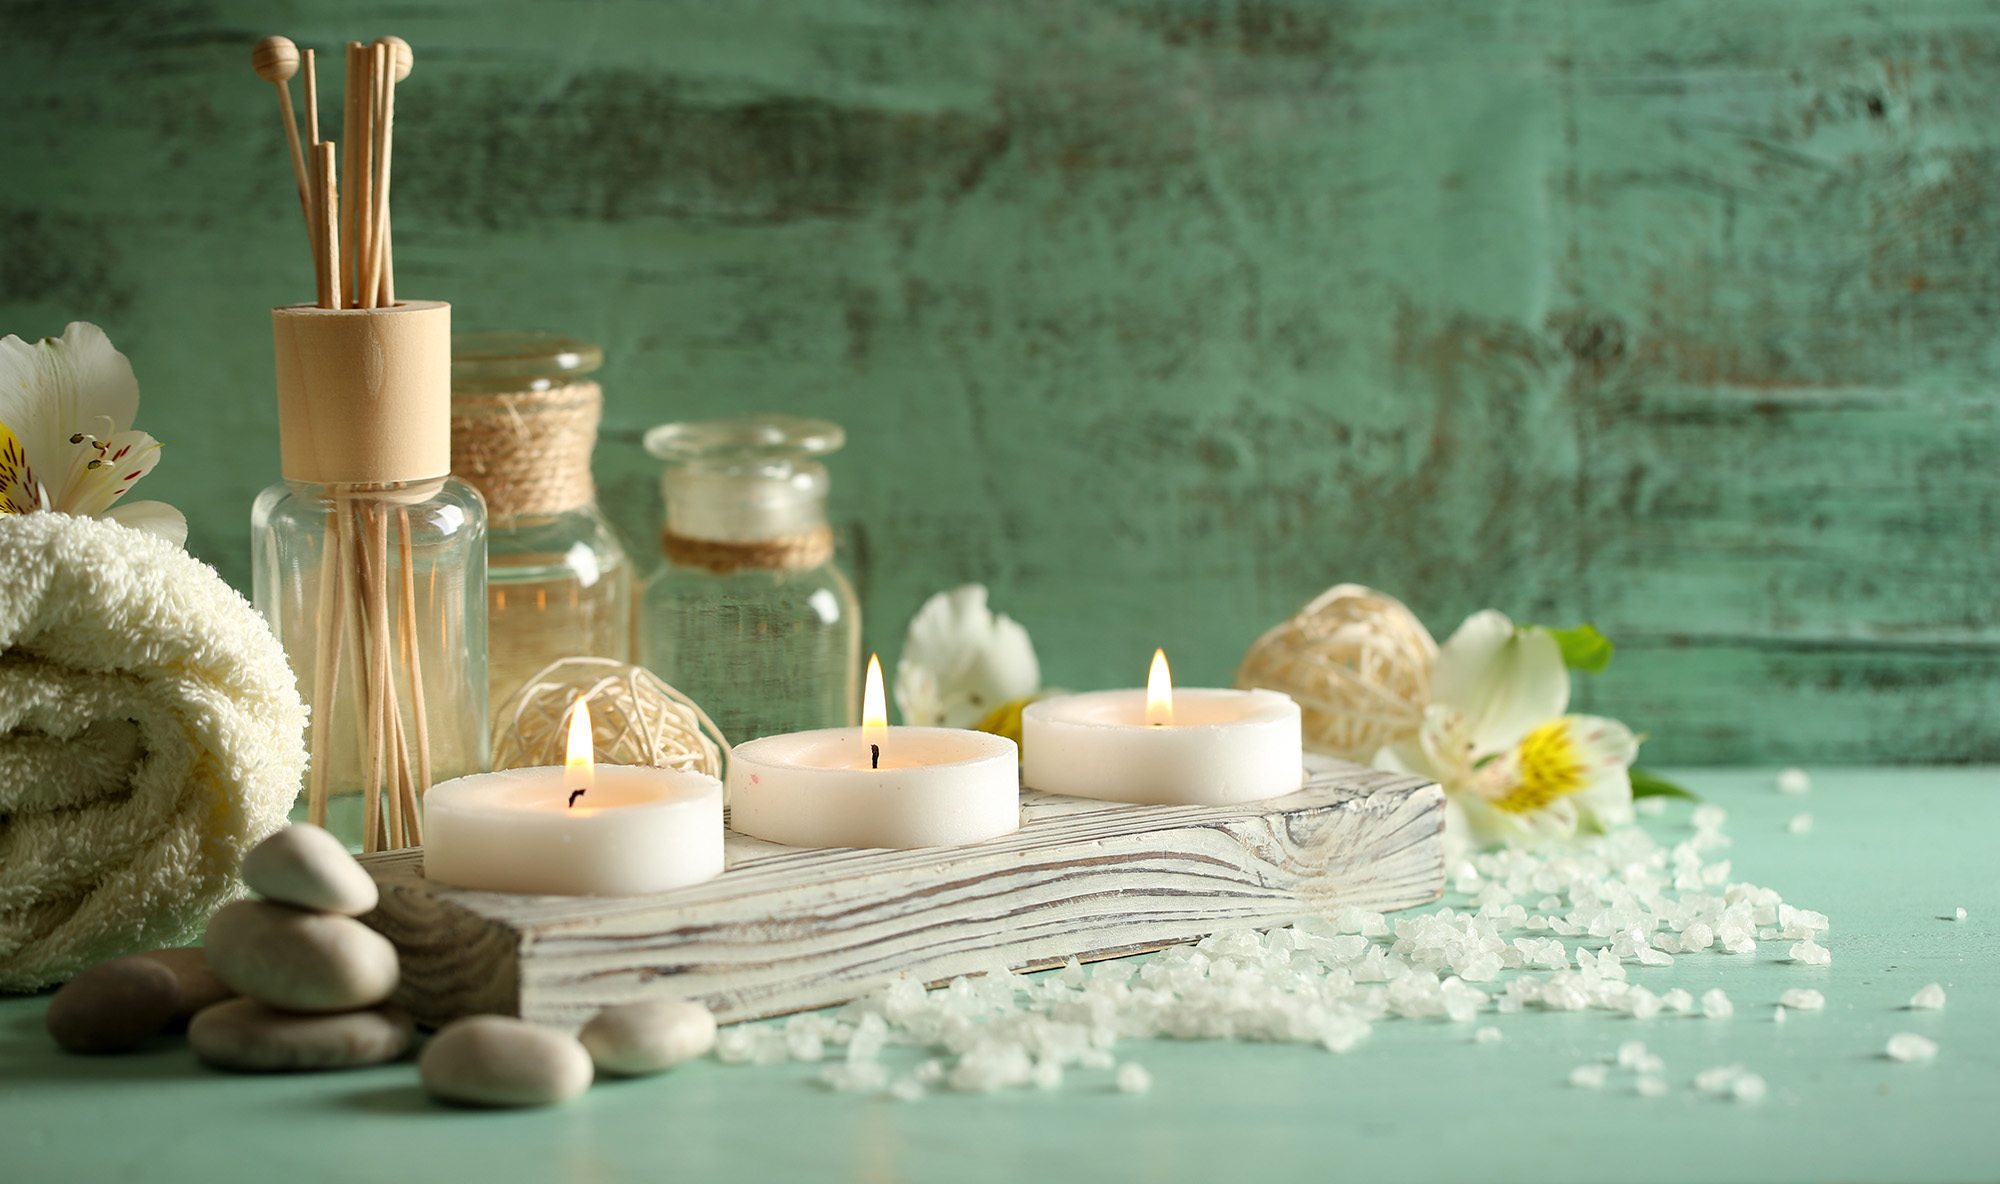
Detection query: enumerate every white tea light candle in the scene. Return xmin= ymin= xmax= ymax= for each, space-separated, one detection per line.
xmin=1022 ymin=650 xmax=1304 ymax=805
xmin=423 ymin=700 xmax=723 ymax=895
xmin=726 ymin=656 xmax=1019 ymax=848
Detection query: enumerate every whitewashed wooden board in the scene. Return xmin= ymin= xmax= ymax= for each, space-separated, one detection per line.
xmin=356 ymin=756 xmax=1443 ymax=1028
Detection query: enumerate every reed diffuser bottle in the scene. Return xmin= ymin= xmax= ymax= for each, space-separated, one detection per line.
xmin=450 ymin=332 xmax=632 ymax=715
xmin=248 ymin=33 xmax=487 ymax=851
xmin=639 ymin=416 xmax=860 ymax=744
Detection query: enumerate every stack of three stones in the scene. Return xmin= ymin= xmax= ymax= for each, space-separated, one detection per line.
xmin=190 ymin=825 xmax=415 ymax=1071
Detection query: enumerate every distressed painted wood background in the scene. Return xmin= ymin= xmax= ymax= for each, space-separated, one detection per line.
xmin=2 ymin=0 xmax=1994 ymax=763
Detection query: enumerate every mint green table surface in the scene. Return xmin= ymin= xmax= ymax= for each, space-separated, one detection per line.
xmin=3 ymin=769 xmax=1993 ymax=1184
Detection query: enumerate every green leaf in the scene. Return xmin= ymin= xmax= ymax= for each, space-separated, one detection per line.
xmin=1547 ymin=623 xmax=1615 ymax=674
xmin=1629 ymin=767 xmax=1698 ymax=801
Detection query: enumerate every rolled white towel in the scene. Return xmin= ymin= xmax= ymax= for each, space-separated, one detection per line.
xmin=0 ymin=512 xmax=306 ymax=990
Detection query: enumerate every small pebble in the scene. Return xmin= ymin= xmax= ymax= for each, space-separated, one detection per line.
xmin=421 ymin=1016 xmax=594 ymax=1107
xmin=1780 ymin=988 xmax=1825 ymax=1010
xmin=1909 ymin=983 xmax=1946 ymax=1010
xmin=1115 ymin=1063 xmax=1152 ymax=1093
xmin=1568 ymin=1064 xmax=1609 ymax=1089
xmin=203 ymin=900 xmax=398 ymax=1013
xmin=1776 ymin=767 xmax=1810 ymax=794
xmin=1635 ymin=1076 xmax=1668 ymax=1098
xmin=45 ymin=957 xmax=182 ymax=1054
xmin=1787 ymin=813 xmax=1813 ymax=835
xmin=579 ymin=999 xmax=717 ymax=1076
xmin=1701 ymin=988 xmax=1733 ymax=1019
xmin=240 ymin=824 xmax=379 ymax=916
xmin=1886 ymin=1033 xmax=1938 ymax=1063
xmin=189 ymin=998 xmax=414 ymax=1071
xmin=1473 ymin=1026 xmax=1502 ymax=1044
xmin=130 ymin=948 xmax=235 ymax=1021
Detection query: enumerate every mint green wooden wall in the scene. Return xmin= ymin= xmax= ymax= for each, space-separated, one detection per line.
xmin=3 ymin=0 xmax=1994 ymax=763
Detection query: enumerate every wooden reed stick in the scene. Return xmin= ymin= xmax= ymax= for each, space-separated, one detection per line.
xmin=312 ymin=142 xmax=339 ymax=310
xmin=301 ymin=48 xmax=324 ymax=293
xmin=396 ymin=508 xmax=432 ymax=805
xmin=353 ymin=48 xmax=377 ymax=309
xmin=251 ymin=37 xmax=313 ymax=256
xmin=340 ymin=42 xmax=363 ymax=308
xmin=362 ymin=41 xmax=390 ymax=307
xmin=305 ymin=509 xmax=344 ymax=828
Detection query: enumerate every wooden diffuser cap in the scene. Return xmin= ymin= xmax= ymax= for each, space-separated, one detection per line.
xmin=272 ymin=301 xmax=451 ymax=485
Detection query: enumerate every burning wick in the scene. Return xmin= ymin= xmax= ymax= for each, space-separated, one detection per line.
xmin=1145 ymin=648 xmax=1174 ymax=728
xmin=563 ymin=695 xmax=595 ymax=808
xmin=862 ymin=652 xmax=887 ymax=771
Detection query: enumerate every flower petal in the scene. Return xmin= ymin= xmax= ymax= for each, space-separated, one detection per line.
xmin=102 ymin=499 xmax=187 ymax=546
xmin=1432 ymin=610 xmax=1569 ymax=754
xmin=0 ymin=323 xmax=140 ymax=473
xmin=894 ymin=585 xmax=1040 ymax=728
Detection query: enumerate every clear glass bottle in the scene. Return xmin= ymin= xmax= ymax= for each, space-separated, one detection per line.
xmin=252 ymin=480 xmax=488 ymax=849
xmin=450 ymin=332 xmax=633 ymax=716
xmin=640 ymin=416 xmax=860 ymax=744
xmin=256 ymin=300 xmax=487 ymax=852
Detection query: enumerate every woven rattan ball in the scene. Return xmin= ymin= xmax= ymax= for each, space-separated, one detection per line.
xmin=492 ymin=657 xmax=729 ymax=777
xmin=1235 ymin=585 xmax=1437 ymax=762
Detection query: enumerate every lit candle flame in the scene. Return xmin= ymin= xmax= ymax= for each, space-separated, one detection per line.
xmin=1145 ymin=648 xmax=1173 ymax=727
xmin=863 ymin=653 xmax=886 ymax=768
xmin=565 ymin=696 xmax=594 ymax=806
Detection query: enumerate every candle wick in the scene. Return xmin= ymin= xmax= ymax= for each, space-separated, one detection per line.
xmin=870 ymin=743 xmax=880 ymax=770
xmin=568 ymin=788 xmax=586 ymax=808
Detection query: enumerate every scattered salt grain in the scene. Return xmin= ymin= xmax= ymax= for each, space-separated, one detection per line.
xmin=1909 ymin=983 xmax=1946 ymax=1010
xmin=1701 ymin=989 xmax=1733 ymax=1019
xmin=1694 ymin=1064 xmax=1744 ymax=1093
xmin=1776 ymin=768 xmax=1810 ymax=794
xmin=889 ymin=1076 xmax=925 ymax=1102
xmin=1955 ymin=907 xmax=1968 ymax=921
xmin=1731 ymin=1073 xmax=1767 ymax=1102
xmin=1787 ymin=813 xmax=1813 ymax=835
xmin=1663 ymin=989 xmax=1696 ymax=1013
xmin=1115 ymin=1063 xmax=1152 ymax=1093
xmin=1616 ymin=1041 xmax=1650 ymax=1070
xmin=1636 ymin=1076 xmax=1668 ymax=1098
xmin=1789 ymin=939 xmax=1831 ymax=966
xmin=1031 ymin=1060 xmax=1063 ymax=1090
xmin=1886 ymin=1033 xmax=1938 ymax=1062
xmin=1473 ymin=1027 xmax=1502 ymax=1044
xmin=1569 ymin=1064 xmax=1609 ymax=1089
xmin=1780 ymin=988 xmax=1825 ymax=1010
xmin=1636 ymin=796 xmax=1667 ymax=817
xmin=1692 ymin=804 xmax=1729 ymax=831
xmin=1772 ymin=1005 xmax=1786 ymax=1024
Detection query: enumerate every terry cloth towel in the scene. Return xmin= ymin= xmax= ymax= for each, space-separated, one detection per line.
xmin=0 ymin=512 xmax=305 ymax=990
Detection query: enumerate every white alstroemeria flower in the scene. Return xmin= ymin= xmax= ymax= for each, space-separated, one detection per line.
xmin=894 ymin=584 xmax=1040 ymax=728
xmin=0 ymin=322 xmax=185 ymax=545
xmin=1378 ymin=608 xmax=1636 ymax=856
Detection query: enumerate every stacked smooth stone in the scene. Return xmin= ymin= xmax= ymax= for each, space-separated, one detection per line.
xmin=190 ymin=825 xmax=416 ymax=1070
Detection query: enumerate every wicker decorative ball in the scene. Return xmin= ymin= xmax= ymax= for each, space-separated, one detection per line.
xmin=492 ymin=657 xmax=729 ymax=777
xmin=1234 ymin=584 xmax=1437 ymax=762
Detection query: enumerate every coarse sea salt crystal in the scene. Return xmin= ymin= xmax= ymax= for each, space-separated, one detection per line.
xmin=1694 ymin=1064 xmax=1743 ymax=1093
xmin=1693 ymin=804 xmax=1728 ymax=831
xmin=1780 ymin=988 xmax=1825 ymax=1010
xmin=1886 ymin=1033 xmax=1938 ymax=1062
xmin=1773 ymin=1005 xmax=1787 ymax=1023
xmin=1616 ymin=1040 xmax=1649 ymax=1070
xmin=1955 ymin=907 xmax=1968 ymax=921
xmin=1731 ymin=1073 xmax=1767 ymax=1102
xmin=1569 ymin=1064 xmax=1609 ymax=1089
xmin=1776 ymin=768 xmax=1810 ymax=794
xmin=1636 ymin=796 xmax=1667 ymax=817
xmin=1910 ymin=983 xmax=1946 ymax=1010
xmin=1788 ymin=813 xmax=1813 ymax=835
xmin=1115 ymin=1063 xmax=1152 ymax=1093
xmin=1636 ymin=1076 xmax=1668 ymax=1098
xmin=1789 ymin=939 xmax=1831 ymax=966
xmin=1702 ymin=989 xmax=1733 ymax=1019
xmin=1474 ymin=1026 xmax=1502 ymax=1044
xmin=1663 ymin=988 xmax=1695 ymax=1013
xmin=889 ymin=1076 xmax=925 ymax=1102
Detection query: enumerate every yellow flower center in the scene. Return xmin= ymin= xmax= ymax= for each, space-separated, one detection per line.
xmin=1490 ymin=720 xmax=1588 ymax=814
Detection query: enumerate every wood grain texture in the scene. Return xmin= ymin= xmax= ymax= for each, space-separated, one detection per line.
xmin=2 ymin=0 xmax=1995 ymax=761
xmin=356 ymin=756 xmax=1443 ymax=1028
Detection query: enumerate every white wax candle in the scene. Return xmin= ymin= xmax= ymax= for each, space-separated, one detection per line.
xmin=727 ymin=727 xmax=1019 ymax=849
xmin=1020 ymin=687 xmax=1303 ymax=805
xmin=424 ymin=765 xmax=724 ymax=895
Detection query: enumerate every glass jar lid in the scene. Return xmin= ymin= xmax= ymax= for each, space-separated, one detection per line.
xmin=646 ymin=416 xmax=845 ymax=544
xmin=451 ymin=331 xmax=604 ymax=394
